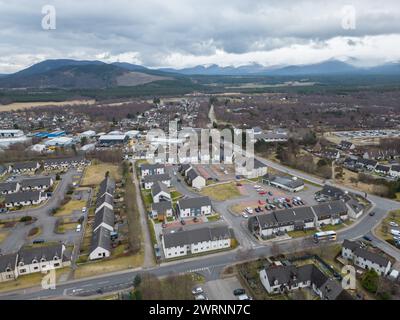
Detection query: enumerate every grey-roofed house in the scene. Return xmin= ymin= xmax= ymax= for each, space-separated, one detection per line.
xmin=89 ymin=226 xmax=111 ymax=260
xmin=0 ymin=253 xmax=18 ymax=282
xmin=93 ymin=206 xmax=115 ymax=232
xmin=8 ymin=161 xmax=40 ymax=174
xmin=390 ymin=164 xmax=400 ymax=178
xmin=185 ymin=168 xmax=206 ymax=189
xmin=95 ymin=193 xmax=114 ymax=213
xmin=342 ymin=240 xmax=392 ymax=276
xmin=162 ymin=224 xmax=231 ymax=258
xmin=98 ymin=176 xmax=115 ymax=197
xmin=151 ymin=181 xmax=171 ymax=203
xmin=0 ymin=181 xmax=20 ymax=194
xmin=16 ymin=244 xmax=69 ymax=275
xmin=20 ymin=177 xmax=53 ymax=191
xmin=4 ymin=191 xmax=46 ymax=208
xmin=142 ymin=173 xmax=171 ymax=190
xmin=140 ymin=163 xmax=165 ymax=177
xmin=177 ymin=196 xmax=212 ymax=218
xmin=262 ymin=174 xmax=304 ymax=192
xmin=375 ymin=164 xmax=390 ymax=175
xmin=273 ymin=207 xmax=315 ymax=231
xmin=259 ymin=264 xmax=352 ymax=300
xmin=151 ymin=201 xmax=173 ymax=219
xmin=311 ymin=200 xmax=349 ymax=226
xmin=316 ymin=185 xmax=346 ymax=201
xmin=178 ymin=163 xmax=192 ymax=176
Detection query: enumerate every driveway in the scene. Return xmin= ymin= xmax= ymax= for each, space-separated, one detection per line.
xmin=203 ymin=277 xmax=243 ymax=300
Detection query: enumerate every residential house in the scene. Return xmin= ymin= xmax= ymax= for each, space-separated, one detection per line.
xmin=94 ymin=193 xmax=114 ymax=213
xmin=177 ymin=196 xmax=212 ymax=218
xmin=345 ymin=198 xmax=365 ymax=219
xmin=151 ymin=201 xmax=174 ymax=219
xmin=338 ymin=140 xmax=355 ymax=151
xmin=9 ymin=161 xmax=39 ymax=174
xmin=389 ymin=165 xmax=400 ymax=178
xmin=316 ymin=185 xmax=346 ymax=201
xmin=16 ymin=244 xmax=69 ymax=275
xmin=162 ymin=224 xmax=231 ymax=258
xmin=20 ymin=177 xmax=53 ymax=191
xmin=178 ymin=163 xmax=192 ymax=176
xmin=93 ymin=206 xmax=115 ymax=233
xmin=0 ymin=253 xmax=18 ymax=282
xmin=185 ymin=168 xmax=206 ymax=189
xmin=142 ymin=173 xmax=171 ymax=190
xmin=321 ymin=148 xmax=340 ymax=160
xmin=236 ymin=158 xmax=268 ymax=178
xmin=0 ymin=182 xmax=20 ymax=194
xmin=356 ymin=158 xmax=377 ymax=171
xmin=311 ymin=200 xmax=349 ymax=227
xmin=98 ymin=176 xmax=115 ymax=198
xmin=4 ymin=191 xmax=47 ymax=208
xmin=375 ymin=164 xmax=390 ymax=176
xmin=43 ymin=156 xmax=87 ymax=170
xmin=342 ymin=240 xmax=392 ymax=276
xmin=89 ymin=226 xmax=111 ymax=260
xmin=140 ymin=163 xmax=165 ymax=177
xmin=151 ymin=181 xmax=171 ymax=203
xmin=259 ymin=264 xmax=352 ymax=300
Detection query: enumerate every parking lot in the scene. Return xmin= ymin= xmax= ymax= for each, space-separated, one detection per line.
xmin=203 ymin=276 xmax=245 ymax=300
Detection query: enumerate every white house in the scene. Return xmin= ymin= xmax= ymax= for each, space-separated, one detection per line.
xmin=9 ymin=161 xmax=39 ymax=174
xmin=140 ymin=163 xmax=165 ymax=177
xmin=4 ymin=191 xmax=47 ymax=208
xmin=342 ymin=240 xmax=392 ymax=276
xmin=389 ymin=165 xmax=400 ymax=178
xmin=236 ymin=158 xmax=268 ymax=178
xmin=0 ymin=253 xmax=18 ymax=282
xmin=262 ymin=174 xmax=304 ymax=193
xmin=375 ymin=164 xmax=390 ymax=176
xmin=311 ymin=200 xmax=349 ymax=227
xmin=185 ymin=168 xmax=206 ymax=189
xmin=0 ymin=182 xmax=20 ymax=194
xmin=16 ymin=244 xmax=69 ymax=276
xmin=89 ymin=226 xmax=111 ymax=260
xmin=162 ymin=224 xmax=231 ymax=259
xmin=151 ymin=201 xmax=174 ymax=219
xmin=20 ymin=177 xmax=53 ymax=191
xmin=151 ymin=181 xmax=171 ymax=203
xmin=177 ymin=196 xmax=212 ymax=218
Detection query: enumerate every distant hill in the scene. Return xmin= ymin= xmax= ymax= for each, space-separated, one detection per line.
xmin=158 ymin=60 xmax=400 ymax=76
xmin=0 ymin=59 xmax=173 ymax=89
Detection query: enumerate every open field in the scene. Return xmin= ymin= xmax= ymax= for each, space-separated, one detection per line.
xmin=200 ymin=182 xmax=241 ymax=201
xmin=54 ymin=199 xmax=87 ymax=216
xmin=81 ymin=163 xmax=121 ymax=186
xmin=0 ymin=99 xmax=96 ymax=111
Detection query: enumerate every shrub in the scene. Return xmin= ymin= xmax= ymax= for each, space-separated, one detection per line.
xmin=20 ymin=216 xmax=32 ymax=222
xmin=361 ymin=270 xmax=379 ymax=293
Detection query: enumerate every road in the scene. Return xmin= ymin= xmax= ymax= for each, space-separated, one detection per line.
xmin=2 ymin=154 xmax=400 ymax=299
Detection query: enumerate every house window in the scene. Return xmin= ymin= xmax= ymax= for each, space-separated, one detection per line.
xmin=54 ymin=263 xmax=60 ymax=267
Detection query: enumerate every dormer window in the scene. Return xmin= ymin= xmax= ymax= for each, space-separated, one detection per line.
xmin=40 ymin=258 xmax=46 ymax=263
xmin=32 ymin=259 xmax=38 ymax=264
xmin=18 ymin=261 xmax=24 ymax=267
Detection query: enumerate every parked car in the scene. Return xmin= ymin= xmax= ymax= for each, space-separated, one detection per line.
xmin=180 ymin=219 xmax=186 ymax=225
xmin=245 ymin=207 xmax=253 ymax=214
xmin=193 ymin=217 xmax=199 ymax=222
xmin=268 ymin=191 xmax=273 ymax=196
xmin=255 ymin=208 xmax=260 ymax=213
xmin=363 ymin=235 xmax=372 ymax=242
xmin=76 ymin=224 xmax=81 ymax=232
xmin=236 ymin=182 xmax=242 ymax=187
xmin=259 ymin=191 xmax=267 ymax=195
xmin=195 ymin=294 xmax=207 ymax=300
xmin=33 ymin=239 xmax=45 ymax=244
xmin=369 ymin=211 xmax=376 ymax=216
xmin=233 ymin=288 xmax=245 ymax=296
xmin=389 ymin=221 xmax=399 ymax=227
xmin=242 ymin=212 xmax=249 ymax=219
xmin=238 ymin=294 xmax=251 ymax=300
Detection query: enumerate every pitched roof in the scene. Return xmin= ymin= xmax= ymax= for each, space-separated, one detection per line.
xmin=263 ymin=174 xmax=304 ymax=189
xmin=12 ymin=161 xmax=38 ymax=170
xmin=98 ymin=176 xmax=115 ymax=196
xmin=152 ymin=201 xmax=173 ymax=213
xmin=17 ymin=244 xmax=64 ymax=264
xmin=90 ymin=226 xmax=111 ymax=253
xmin=5 ymin=191 xmax=41 ymax=203
xmin=93 ymin=206 xmax=115 ymax=230
xmin=140 ymin=163 xmax=165 ymax=171
xmin=311 ymin=200 xmax=348 ymax=219
xmin=20 ymin=177 xmax=52 ymax=188
xmin=273 ymin=207 xmax=315 ymax=225
xmin=186 ymin=168 xmax=200 ymax=180
xmin=319 ymin=185 xmax=346 ymax=199
xmin=43 ymin=156 xmax=85 ymax=166
xmin=96 ymin=193 xmax=114 ymax=208
xmin=163 ymin=224 xmax=230 ymax=248
xmin=0 ymin=253 xmax=17 ymax=272
xmin=151 ymin=181 xmax=170 ymax=196
xmin=0 ymin=182 xmax=18 ymax=193
xmin=177 ymin=196 xmax=211 ymax=210
xmin=143 ymin=173 xmax=170 ymax=183
xmin=343 ymin=240 xmax=390 ymax=267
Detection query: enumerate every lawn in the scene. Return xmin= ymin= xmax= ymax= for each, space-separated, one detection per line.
xmin=74 ymin=250 xmax=144 ymax=279
xmin=200 ymin=182 xmax=241 ymax=201
xmin=141 ymin=190 xmax=153 ymax=210
xmin=320 ymin=223 xmax=348 ymax=232
xmin=54 ymin=199 xmax=87 ymax=216
xmin=287 ymin=229 xmax=316 ymax=238
xmin=81 ymin=163 xmax=121 ymax=186
xmin=0 ymin=267 xmax=70 ymax=293
xmin=207 ymin=214 xmax=221 ymax=222
xmin=376 ymin=209 xmax=400 ymax=241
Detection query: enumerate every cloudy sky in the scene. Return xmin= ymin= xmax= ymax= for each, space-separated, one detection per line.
xmin=1 ymin=0 xmax=400 ymax=73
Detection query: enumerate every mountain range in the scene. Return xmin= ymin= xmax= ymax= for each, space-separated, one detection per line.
xmin=0 ymin=59 xmax=400 ymax=89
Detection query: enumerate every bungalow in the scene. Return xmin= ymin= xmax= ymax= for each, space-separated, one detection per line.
xmin=140 ymin=163 xmax=165 ymax=177
xmin=20 ymin=177 xmax=53 ymax=191
xmin=142 ymin=173 xmax=171 ymax=190
xmin=389 ymin=165 xmax=400 ymax=178
xmin=185 ymin=168 xmax=206 ymax=189
xmin=178 ymin=163 xmax=192 ymax=176
xmin=151 ymin=181 xmax=171 ymax=203
xmin=342 ymin=240 xmax=392 ymax=276
xmin=93 ymin=206 xmax=115 ymax=233
xmin=177 ymin=196 xmax=212 ymax=218
xmin=95 ymin=193 xmax=114 ymax=213
xmin=338 ymin=140 xmax=355 ymax=151
xmin=262 ymin=174 xmax=304 ymax=193
xmin=98 ymin=176 xmax=115 ymax=198
xmin=345 ymin=198 xmax=365 ymax=219
xmin=259 ymin=264 xmax=352 ymax=300
xmin=0 ymin=253 xmax=18 ymax=282
xmin=89 ymin=226 xmax=111 ymax=260
xmin=375 ymin=164 xmax=390 ymax=175
xmin=151 ymin=201 xmax=174 ymax=219
xmin=316 ymin=185 xmax=346 ymax=201
xmin=16 ymin=244 xmax=69 ymax=275
xmin=9 ymin=161 xmax=39 ymax=174
xmin=43 ymin=156 xmax=87 ymax=170
xmin=0 ymin=182 xmax=20 ymax=194
xmin=162 ymin=224 xmax=231 ymax=258
xmin=356 ymin=158 xmax=377 ymax=171
xmin=321 ymin=148 xmax=340 ymax=160
xmin=4 ymin=191 xmax=47 ymax=208
xmin=311 ymin=200 xmax=348 ymax=227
